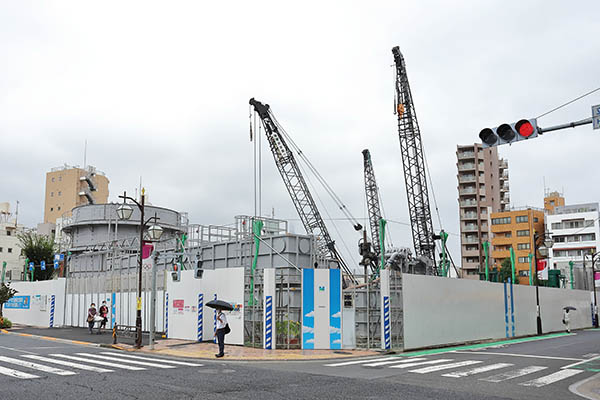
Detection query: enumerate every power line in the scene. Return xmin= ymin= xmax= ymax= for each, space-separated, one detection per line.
xmin=536 ymin=86 xmax=600 ymax=119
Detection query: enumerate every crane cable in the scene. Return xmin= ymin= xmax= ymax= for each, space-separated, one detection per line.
xmin=270 ymin=111 xmax=363 ymax=230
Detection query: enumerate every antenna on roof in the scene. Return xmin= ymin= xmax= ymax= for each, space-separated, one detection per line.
xmin=83 ymin=139 xmax=88 ymax=169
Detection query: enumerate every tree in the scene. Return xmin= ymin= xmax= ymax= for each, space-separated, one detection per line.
xmin=17 ymin=231 xmax=56 ymax=281
xmin=0 ymin=283 xmax=17 ymax=317
xmin=498 ymin=258 xmax=514 ymax=283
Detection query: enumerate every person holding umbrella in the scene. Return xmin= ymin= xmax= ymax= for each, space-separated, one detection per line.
xmin=563 ymin=306 xmax=576 ymax=333
xmin=206 ymin=299 xmax=233 ymax=358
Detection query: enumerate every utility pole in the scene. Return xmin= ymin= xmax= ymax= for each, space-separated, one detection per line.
xmin=149 ymin=251 xmax=158 ymax=350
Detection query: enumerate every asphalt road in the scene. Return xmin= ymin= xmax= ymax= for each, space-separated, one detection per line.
xmin=0 ymin=330 xmax=598 ymax=399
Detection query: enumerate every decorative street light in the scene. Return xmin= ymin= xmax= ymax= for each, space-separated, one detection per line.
xmin=585 ymin=250 xmax=599 ymax=328
xmin=117 ymin=189 xmax=163 ymax=348
xmin=533 ymin=231 xmax=554 ymax=335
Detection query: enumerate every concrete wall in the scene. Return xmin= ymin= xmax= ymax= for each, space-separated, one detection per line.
xmin=402 ymin=274 xmax=594 ymax=350
xmin=3 ymin=279 xmax=66 ymax=327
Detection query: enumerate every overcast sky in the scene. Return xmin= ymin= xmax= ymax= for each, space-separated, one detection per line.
xmin=1 ymin=1 xmax=599 ymax=267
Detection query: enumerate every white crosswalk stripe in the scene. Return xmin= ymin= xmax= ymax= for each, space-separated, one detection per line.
xmin=364 ymin=358 xmax=427 ymax=367
xmin=23 ymin=355 xmax=113 ymax=373
xmin=324 ymin=356 xmax=399 ymax=367
xmin=0 ymin=365 xmax=39 ymax=379
xmin=442 ymin=363 xmax=513 ymax=378
xmin=410 ymin=360 xmax=482 ymax=374
xmin=519 ymin=369 xmax=584 ymax=387
xmin=50 ymin=354 xmax=146 ymax=371
xmin=389 ymin=359 xmax=454 ymax=369
xmin=0 ymin=356 xmax=76 ymax=376
xmin=76 ymin=353 xmax=176 ymax=369
xmin=99 ymin=352 xmax=203 ymax=366
xmin=480 ymin=366 xmax=547 ymax=382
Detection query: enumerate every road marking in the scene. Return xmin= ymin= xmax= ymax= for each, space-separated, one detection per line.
xmin=0 ymin=346 xmax=38 ymax=355
xmin=364 ymin=357 xmax=427 ymax=367
xmin=410 ymin=360 xmax=482 ymax=374
xmin=481 ymin=366 xmax=547 ymax=382
xmin=390 ymin=359 xmax=453 ymax=369
xmin=77 ymin=353 xmax=176 ymax=369
xmin=0 ymin=365 xmax=39 ymax=379
xmin=23 ymin=355 xmax=113 ymax=373
xmin=453 ymin=351 xmax=582 ymax=362
xmin=562 ymin=354 xmax=600 ymax=369
xmin=99 ymin=352 xmax=203 ymax=366
xmin=520 ymin=369 xmax=584 ymax=387
xmin=0 ymin=355 xmax=76 ymax=376
xmin=51 ymin=354 xmax=146 ymax=370
xmin=324 ymin=356 xmax=399 ymax=367
xmin=442 ymin=363 xmax=513 ymax=378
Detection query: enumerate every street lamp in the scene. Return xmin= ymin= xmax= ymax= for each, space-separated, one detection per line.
xmin=585 ymin=250 xmax=599 ymax=328
xmin=533 ymin=231 xmax=554 ymax=335
xmin=117 ymin=189 xmax=163 ymax=348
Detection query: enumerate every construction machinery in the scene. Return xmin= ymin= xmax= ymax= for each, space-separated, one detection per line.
xmin=392 ymin=46 xmax=437 ymax=275
xmin=359 ymin=149 xmax=384 ymax=273
xmin=249 ymin=98 xmax=360 ymax=283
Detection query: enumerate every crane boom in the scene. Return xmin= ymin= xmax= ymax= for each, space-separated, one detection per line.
xmin=249 ymin=98 xmax=356 ymax=281
xmin=392 ymin=46 xmax=437 ymax=272
xmin=362 ymin=149 xmax=383 ymax=258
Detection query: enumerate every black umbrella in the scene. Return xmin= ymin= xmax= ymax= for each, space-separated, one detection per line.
xmin=563 ymin=306 xmax=577 ymax=311
xmin=206 ymin=299 xmax=234 ymax=311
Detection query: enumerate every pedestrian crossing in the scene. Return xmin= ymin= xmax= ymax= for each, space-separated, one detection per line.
xmin=324 ymin=356 xmax=585 ymax=388
xmin=0 ymin=352 xmax=203 ymax=380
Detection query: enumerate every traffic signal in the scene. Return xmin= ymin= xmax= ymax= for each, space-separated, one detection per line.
xmin=194 ymin=260 xmax=203 ymax=279
xmin=479 ymin=118 xmax=538 ymax=148
xmin=171 ymin=263 xmax=181 ymax=282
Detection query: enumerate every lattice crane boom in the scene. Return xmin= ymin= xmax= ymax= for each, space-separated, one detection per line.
xmin=392 ymin=46 xmax=437 ymax=272
xmin=362 ymin=149 xmax=383 ymax=258
xmin=249 ymin=98 xmax=356 ymax=281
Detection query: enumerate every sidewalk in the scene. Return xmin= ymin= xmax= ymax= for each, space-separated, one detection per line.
xmin=1 ymin=325 xmax=379 ymax=361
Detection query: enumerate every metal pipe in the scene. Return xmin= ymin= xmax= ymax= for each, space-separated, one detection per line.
xmin=538 ymin=117 xmax=593 ymax=134
xmin=150 ymin=251 xmax=158 ymax=350
xmin=533 ymin=233 xmax=543 ymax=335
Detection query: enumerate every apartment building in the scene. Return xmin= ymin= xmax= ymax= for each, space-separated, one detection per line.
xmin=0 ymin=203 xmax=26 ymax=281
xmin=457 ymin=144 xmax=509 ymax=278
xmin=490 ymin=208 xmax=545 ymax=284
xmin=44 ymin=165 xmax=109 ymax=224
xmin=547 ymin=202 xmax=600 ymax=289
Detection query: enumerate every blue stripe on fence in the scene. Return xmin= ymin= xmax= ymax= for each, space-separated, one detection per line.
xmin=49 ymin=295 xmax=55 ymax=328
xmin=213 ymin=294 xmax=217 ymax=343
xmin=383 ymin=295 xmax=390 ymax=349
xmin=509 ymin=278 xmax=515 ymax=337
xmin=197 ymin=294 xmax=203 ymax=341
xmin=165 ymin=293 xmax=169 ymax=338
xmin=503 ymin=281 xmax=509 ymax=338
xmin=265 ymin=295 xmax=273 ymax=349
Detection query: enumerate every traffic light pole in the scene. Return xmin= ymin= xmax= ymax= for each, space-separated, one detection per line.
xmin=538 ymin=117 xmax=593 ymax=134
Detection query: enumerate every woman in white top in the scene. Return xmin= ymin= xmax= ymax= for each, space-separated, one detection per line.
xmin=563 ymin=309 xmax=571 ymax=333
xmin=215 ymin=310 xmax=228 ymax=358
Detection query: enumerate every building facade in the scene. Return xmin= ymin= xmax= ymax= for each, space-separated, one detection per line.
xmin=44 ymin=165 xmax=109 ymax=224
xmin=490 ymin=208 xmax=545 ymax=284
xmin=547 ymin=202 xmax=600 ymax=289
xmin=0 ymin=203 xmax=26 ymax=281
xmin=457 ymin=144 xmax=509 ymax=278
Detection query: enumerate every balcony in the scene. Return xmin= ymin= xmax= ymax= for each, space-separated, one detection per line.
xmin=463 ymin=236 xmax=479 ymax=244
xmin=462 ymin=248 xmax=480 ymax=258
xmin=462 ymin=224 xmax=479 ymax=232
xmin=458 ymin=175 xmax=476 ymax=183
xmin=460 ymin=200 xmax=478 ymax=208
xmin=459 ymin=188 xmax=477 ymax=195
xmin=499 ymin=159 xmax=508 ymax=170
xmin=457 ymin=152 xmax=475 ymax=160
xmin=461 ymin=212 xmax=478 ymax=220
xmin=458 ymin=163 xmax=476 ymax=171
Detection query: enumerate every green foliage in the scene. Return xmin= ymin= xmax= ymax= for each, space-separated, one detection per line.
xmin=0 ymin=316 xmax=12 ymax=328
xmin=498 ymin=258 xmax=513 ymax=283
xmin=276 ymin=319 xmax=301 ymax=339
xmin=0 ymin=283 xmax=18 ymax=318
xmin=17 ymin=231 xmax=56 ymax=281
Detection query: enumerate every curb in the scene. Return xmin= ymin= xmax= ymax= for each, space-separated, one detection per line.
xmin=1 ymin=328 xmax=102 ymax=348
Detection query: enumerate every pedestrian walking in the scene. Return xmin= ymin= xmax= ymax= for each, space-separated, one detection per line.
xmin=563 ymin=308 xmax=571 ymax=333
xmin=98 ymin=301 xmax=109 ymax=334
xmin=87 ymin=303 xmax=97 ymax=334
xmin=215 ymin=310 xmax=230 ymax=358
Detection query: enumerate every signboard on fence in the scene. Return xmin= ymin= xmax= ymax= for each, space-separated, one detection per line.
xmin=5 ymin=295 xmax=31 ymax=309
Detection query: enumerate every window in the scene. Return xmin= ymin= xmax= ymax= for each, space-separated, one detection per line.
xmin=519 ymin=270 xmax=530 ymax=277
xmin=505 ymin=232 xmax=512 ymax=238
xmin=6 ymin=230 xmax=10 ymax=236
xmin=518 ymin=256 xmax=530 ymax=263
xmin=534 ymin=217 xmax=539 ymax=222
xmin=58 ymin=191 xmax=61 ymax=196
xmin=51 ymin=177 xmax=55 ymax=182
xmin=550 ymin=200 xmax=555 ymax=205
xmin=517 ymin=243 xmax=530 ymax=250
xmin=58 ymin=206 xmax=61 ymax=211
xmin=551 ymin=222 xmax=562 ymax=229
xmin=50 ymin=192 xmax=54 ymax=197
xmin=516 ymin=215 xmax=528 ymax=223
xmin=0 ymin=247 xmax=3 ymax=252
xmin=50 ymin=207 xmax=54 ymax=211
xmin=492 ymin=217 xmax=511 ymax=225
xmin=517 ymin=230 xmax=530 ymax=237
xmin=7 ymin=248 xmax=12 ymax=253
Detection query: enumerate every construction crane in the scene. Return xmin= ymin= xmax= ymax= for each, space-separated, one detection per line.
xmin=392 ymin=46 xmax=437 ymax=274
xmin=249 ymin=98 xmax=359 ymax=283
xmin=359 ymin=149 xmax=383 ymax=273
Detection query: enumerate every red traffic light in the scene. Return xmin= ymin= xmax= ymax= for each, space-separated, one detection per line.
xmin=173 ymin=264 xmax=178 ymax=271
xmin=515 ymin=119 xmax=534 ymax=137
